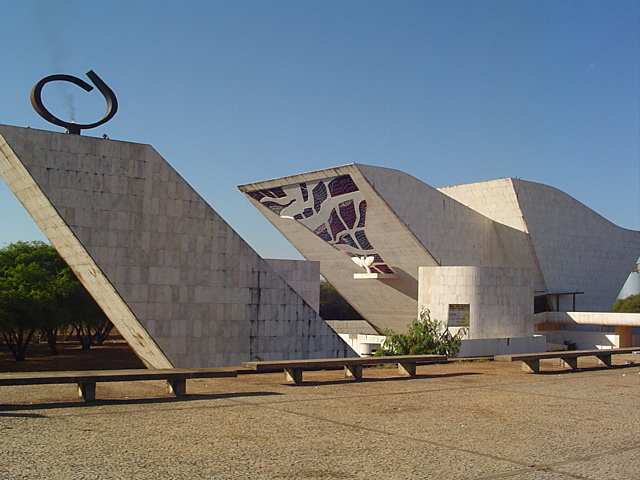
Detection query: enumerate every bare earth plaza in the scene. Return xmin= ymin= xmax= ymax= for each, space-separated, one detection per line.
xmin=1 ymin=351 xmax=640 ymax=480
xmin=1 ymin=4 xmax=640 ymax=479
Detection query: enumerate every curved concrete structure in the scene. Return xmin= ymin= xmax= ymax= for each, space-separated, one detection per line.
xmin=240 ymin=164 xmax=640 ymax=337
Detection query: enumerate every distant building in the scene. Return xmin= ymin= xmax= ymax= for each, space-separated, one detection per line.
xmin=617 ymin=264 xmax=640 ymax=300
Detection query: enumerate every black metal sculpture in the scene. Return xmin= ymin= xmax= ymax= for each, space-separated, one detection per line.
xmin=30 ymin=70 xmax=118 ymax=135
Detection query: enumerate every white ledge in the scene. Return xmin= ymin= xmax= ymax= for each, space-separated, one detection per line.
xmin=353 ymin=273 xmax=397 ymax=280
xmin=535 ymin=311 xmax=640 ymax=327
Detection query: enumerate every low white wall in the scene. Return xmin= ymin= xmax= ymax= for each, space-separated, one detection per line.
xmin=540 ymin=330 xmax=640 ymax=350
xmin=339 ymin=334 xmax=385 ymax=357
xmin=458 ymin=335 xmax=547 ymax=357
xmin=535 ymin=311 xmax=640 ymax=350
xmin=339 ymin=333 xmax=548 ymax=358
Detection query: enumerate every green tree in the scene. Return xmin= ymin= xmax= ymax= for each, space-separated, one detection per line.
xmin=0 ymin=241 xmax=112 ymax=360
xmin=375 ymin=309 xmax=467 ymax=357
xmin=58 ymin=269 xmax=112 ymax=349
xmin=0 ymin=241 xmax=66 ymax=360
xmin=611 ymin=294 xmax=640 ymax=313
xmin=319 ymin=280 xmax=363 ymax=320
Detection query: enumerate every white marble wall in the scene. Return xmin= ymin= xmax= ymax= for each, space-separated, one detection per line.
xmin=357 ymin=165 xmax=497 ymax=267
xmin=513 ymin=180 xmax=639 ymax=312
xmin=442 ymin=178 xmax=640 ymax=311
xmin=0 ymin=125 xmax=353 ymax=368
xmin=418 ymin=266 xmax=534 ymax=339
xmin=266 ymin=259 xmax=320 ymax=313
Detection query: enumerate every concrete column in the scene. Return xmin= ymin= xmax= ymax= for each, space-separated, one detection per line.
xmin=167 ymin=379 xmax=186 ymax=396
xmin=615 ymin=326 xmax=633 ymax=348
xmin=398 ymin=362 xmax=416 ymax=377
xmin=344 ymin=365 xmax=363 ymax=380
xmin=522 ymin=359 xmax=540 ymax=373
xmin=284 ymin=368 xmax=303 ymax=384
xmin=561 ymin=357 xmax=578 ymax=370
xmin=77 ymin=382 xmax=96 ymax=402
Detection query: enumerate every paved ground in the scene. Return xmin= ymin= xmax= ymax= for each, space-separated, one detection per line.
xmin=1 ymin=355 xmax=639 ymax=480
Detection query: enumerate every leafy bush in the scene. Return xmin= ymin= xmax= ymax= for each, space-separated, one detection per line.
xmin=374 ymin=309 xmax=467 ymax=357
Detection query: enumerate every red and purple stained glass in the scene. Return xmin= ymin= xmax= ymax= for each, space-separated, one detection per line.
xmin=247 ymin=174 xmax=392 ymax=274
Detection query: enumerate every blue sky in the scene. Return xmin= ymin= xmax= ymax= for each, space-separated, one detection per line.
xmin=1 ymin=1 xmax=638 ymax=260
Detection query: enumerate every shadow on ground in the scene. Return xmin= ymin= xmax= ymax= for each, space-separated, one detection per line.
xmin=282 ymin=371 xmax=481 ymax=387
xmin=0 ymin=390 xmax=283 ymax=412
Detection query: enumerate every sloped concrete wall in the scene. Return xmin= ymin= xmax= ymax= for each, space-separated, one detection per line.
xmin=438 ymin=178 xmax=546 ymax=292
xmin=240 ymin=165 xmax=543 ymax=334
xmin=241 ymin=164 xmax=639 ymax=343
xmin=240 ymin=164 xmax=436 ymax=334
xmin=441 ymin=178 xmax=640 ymax=312
xmin=511 ymin=179 xmax=639 ymax=312
xmin=0 ymin=125 xmax=353 ymax=367
xmin=266 ymin=258 xmax=320 ymax=313
xmin=357 ymin=164 xmax=497 ymax=267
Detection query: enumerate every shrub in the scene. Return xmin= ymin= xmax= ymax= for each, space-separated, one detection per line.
xmin=375 ymin=309 xmax=466 ymax=357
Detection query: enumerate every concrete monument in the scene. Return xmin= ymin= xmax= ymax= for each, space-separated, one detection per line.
xmin=0 ymin=125 xmax=353 ymax=367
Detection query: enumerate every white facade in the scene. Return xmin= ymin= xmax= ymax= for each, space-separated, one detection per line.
xmin=418 ymin=266 xmax=534 ymax=339
xmin=241 ymin=164 xmax=640 ymax=346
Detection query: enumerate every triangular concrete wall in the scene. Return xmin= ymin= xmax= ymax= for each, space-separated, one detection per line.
xmin=0 ymin=125 xmax=353 ymax=367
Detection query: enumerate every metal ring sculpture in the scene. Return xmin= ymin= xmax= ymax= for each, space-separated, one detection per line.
xmin=30 ymin=70 xmax=118 ymax=135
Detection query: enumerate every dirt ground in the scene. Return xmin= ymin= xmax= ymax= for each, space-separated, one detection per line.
xmin=0 ymin=339 xmax=145 ymax=372
xmin=1 ymin=342 xmax=639 ymax=480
